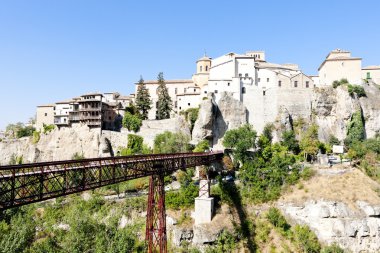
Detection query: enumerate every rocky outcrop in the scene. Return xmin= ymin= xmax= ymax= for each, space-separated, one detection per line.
xmin=279 ymin=200 xmax=380 ymax=252
xmin=192 ymin=92 xmax=247 ymax=148
xmin=312 ymin=83 xmax=380 ymax=142
xmin=191 ymin=97 xmax=215 ymax=144
xmin=0 ymin=117 xmax=190 ymax=164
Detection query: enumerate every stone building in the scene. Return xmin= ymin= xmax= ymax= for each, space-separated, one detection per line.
xmin=362 ymin=65 xmax=380 ymax=84
xmin=36 ymin=104 xmax=55 ymax=131
xmin=318 ymin=49 xmax=362 ymax=86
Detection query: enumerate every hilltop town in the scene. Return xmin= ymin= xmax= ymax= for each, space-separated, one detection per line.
xmin=35 ymin=49 xmax=380 ymax=135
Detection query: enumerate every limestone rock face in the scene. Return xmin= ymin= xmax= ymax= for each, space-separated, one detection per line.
xmin=171 ymin=227 xmax=193 ymax=246
xmin=191 ymin=98 xmax=215 ymax=144
xmin=213 ymin=92 xmax=247 ymax=149
xmin=312 ymin=83 xmax=380 ymax=142
xmin=279 ymin=200 xmax=380 ymax=252
xmin=192 ymin=224 xmax=222 ymax=245
xmin=0 ymin=117 xmax=190 ymax=164
xmin=191 ymin=92 xmax=247 ymax=149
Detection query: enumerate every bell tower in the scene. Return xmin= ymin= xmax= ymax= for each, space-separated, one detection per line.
xmin=192 ymin=54 xmax=211 ymax=88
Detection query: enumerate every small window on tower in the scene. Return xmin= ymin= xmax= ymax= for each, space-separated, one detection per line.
xmin=267 ymin=78 xmax=269 ymax=82
xmin=242 ymin=87 xmax=246 ymax=94
xmin=200 ymin=66 xmax=202 ymax=72
xmin=306 ymin=81 xmax=309 ymax=88
xmin=294 ymin=81 xmax=298 ymax=87
xmin=206 ymin=66 xmax=208 ymax=71
xmin=228 ymin=82 xmax=230 ymax=86
xmin=239 ymin=73 xmax=242 ymax=77
xmin=45 ymin=113 xmax=47 ymax=116
xmin=245 ymin=73 xmax=248 ymax=77
xmin=188 ymin=103 xmax=190 ymax=106
xmin=278 ymin=81 xmax=282 ymax=87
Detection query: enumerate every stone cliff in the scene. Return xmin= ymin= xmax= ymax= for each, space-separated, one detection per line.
xmin=0 ymin=117 xmax=190 ymax=164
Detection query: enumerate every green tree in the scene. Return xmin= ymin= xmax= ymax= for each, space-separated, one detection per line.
xmin=156 ymin=72 xmax=172 ymax=119
xmin=122 ymin=112 xmax=142 ymax=132
xmin=345 ymin=110 xmax=365 ymax=147
xmin=328 ymin=135 xmax=340 ymax=146
xmin=300 ymin=124 xmax=319 ymax=161
xmin=135 ymin=76 xmax=152 ymax=120
xmin=193 ymin=140 xmax=210 ymax=152
xmin=153 ymin=131 xmax=190 ymax=154
xmin=222 ymin=124 xmax=257 ymax=163
xmin=281 ymin=130 xmax=300 ymax=154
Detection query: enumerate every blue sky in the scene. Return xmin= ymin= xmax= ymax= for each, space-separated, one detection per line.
xmin=0 ymin=0 xmax=379 ymax=130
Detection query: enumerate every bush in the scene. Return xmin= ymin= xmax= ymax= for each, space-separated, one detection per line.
xmin=32 ymin=131 xmax=40 ymax=144
xmin=328 ymin=135 xmax=340 ymax=146
xmin=16 ymin=125 xmax=35 ymax=138
xmin=281 ymin=130 xmax=300 ymax=154
xmin=348 ymin=84 xmax=366 ymax=98
xmin=292 ymin=225 xmax=321 ymax=253
xmin=153 ymin=131 xmax=190 ymax=154
xmin=266 ymin=207 xmax=290 ymax=232
xmin=300 ymin=167 xmax=316 ymax=180
xmin=321 ymin=243 xmax=344 ymax=253
xmin=43 ymin=124 xmax=55 ymax=134
xmin=193 ymin=140 xmax=210 ymax=152
xmin=223 ymin=124 xmax=257 ymax=163
xmin=122 ymin=112 xmax=142 ymax=132
xmin=345 ymin=110 xmax=365 ymax=147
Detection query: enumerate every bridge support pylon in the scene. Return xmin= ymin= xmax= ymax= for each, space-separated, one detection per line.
xmin=146 ymin=174 xmax=167 ymax=253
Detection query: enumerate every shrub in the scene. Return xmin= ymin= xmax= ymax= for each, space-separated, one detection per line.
xmin=32 ymin=131 xmax=40 ymax=144
xmin=193 ymin=140 xmax=210 ymax=152
xmin=300 ymin=167 xmax=316 ymax=180
xmin=292 ymin=225 xmax=321 ymax=253
xmin=348 ymin=84 xmax=366 ymax=98
xmin=43 ymin=124 xmax=55 ymax=134
xmin=223 ymin=124 xmax=257 ymax=163
xmin=266 ymin=207 xmax=290 ymax=232
xmin=321 ymin=243 xmax=345 ymax=253
xmin=122 ymin=112 xmax=142 ymax=132
xmin=127 ymin=134 xmax=143 ymax=154
xmin=153 ymin=131 xmax=190 ymax=154
xmin=328 ymin=135 xmax=340 ymax=146
xmin=344 ymin=110 xmax=365 ymax=147
xmin=16 ymin=125 xmax=35 ymax=138
xmin=281 ymin=130 xmax=300 ymax=154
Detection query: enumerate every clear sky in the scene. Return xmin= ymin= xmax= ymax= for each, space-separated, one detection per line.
xmin=0 ymin=0 xmax=379 ymax=130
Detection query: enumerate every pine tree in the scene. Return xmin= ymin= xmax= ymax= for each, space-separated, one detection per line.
xmin=156 ymin=72 xmax=172 ymax=119
xmin=135 ymin=76 xmax=152 ymax=120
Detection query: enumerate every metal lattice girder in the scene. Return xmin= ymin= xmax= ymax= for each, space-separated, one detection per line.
xmin=0 ymin=152 xmax=223 ymax=210
xmin=146 ymin=174 xmax=167 ymax=253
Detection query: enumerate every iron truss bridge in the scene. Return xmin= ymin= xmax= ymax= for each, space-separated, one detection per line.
xmin=0 ymin=151 xmax=224 ymax=253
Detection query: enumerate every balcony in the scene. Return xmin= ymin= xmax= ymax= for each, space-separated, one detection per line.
xmin=80 ymin=115 xmax=101 ymax=120
xmin=79 ymin=108 xmax=101 ymax=112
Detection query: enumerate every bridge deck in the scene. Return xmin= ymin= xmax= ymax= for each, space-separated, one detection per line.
xmin=0 ymin=151 xmax=223 ymax=210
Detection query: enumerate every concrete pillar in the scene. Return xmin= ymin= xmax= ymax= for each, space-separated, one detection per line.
xmin=194 ymin=180 xmax=214 ymax=224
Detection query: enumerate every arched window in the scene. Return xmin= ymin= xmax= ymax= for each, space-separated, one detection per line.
xmin=200 ymin=66 xmax=203 ymax=72
xmin=242 ymin=87 xmax=246 ymax=94
xmin=206 ymin=66 xmax=208 ymax=71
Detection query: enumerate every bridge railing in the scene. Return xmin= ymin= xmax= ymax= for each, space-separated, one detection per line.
xmin=0 ymin=151 xmax=223 ymax=210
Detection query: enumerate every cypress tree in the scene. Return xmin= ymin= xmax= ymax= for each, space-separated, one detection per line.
xmin=156 ymin=72 xmax=172 ymax=119
xmin=135 ymin=76 xmax=152 ymax=120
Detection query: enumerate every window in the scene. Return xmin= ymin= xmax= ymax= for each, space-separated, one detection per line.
xmin=239 ymin=73 xmax=242 ymax=77
xmin=306 ymin=81 xmax=309 ymax=88
xmin=278 ymin=81 xmax=282 ymax=87
xmin=242 ymin=87 xmax=246 ymax=94
xmin=267 ymin=78 xmax=269 ymax=82
xmin=194 ymin=89 xmax=196 ymax=92
xmin=184 ymin=88 xmax=187 ymax=93
xmin=263 ymin=91 xmax=266 ymax=96
xmin=206 ymin=66 xmax=208 ymax=71
xmin=215 ymin=90 xmax=218 ymax=93
xmin=179 ymin=107 xmax=181 ymax=110
xmin=245 ymin=73 xmax=248 ymax=77
xmin=204 ymin=91 xmax=207 ymax=94
xmin=258 ymin=78 xmax=261 ymax=82
xmin=200 ymin=66 xmax=202 ymax=72
xmin=188 ymin=103 xmax=190 ymax=106
xmin=367 ymin=72 xmax=371 ymax=79
xmin=175 ymin=101 xmax=177 ymax=108
xmin=175 ymin=88 xmax=177 ymax=94
xmin=294 ymin=81 xmax=298 ymax=87
xmin=45 ymin=113 xmax=47 ymax=116
xmin=227 ymin=82 xmax=230 ymax=86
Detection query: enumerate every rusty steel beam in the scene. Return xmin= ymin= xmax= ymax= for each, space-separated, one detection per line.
xmin=0 ymin=151 xmax=223 ymax=210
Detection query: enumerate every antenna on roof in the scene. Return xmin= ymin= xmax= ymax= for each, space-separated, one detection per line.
xmin=204 ymin=49 xmax=207 ymax=57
